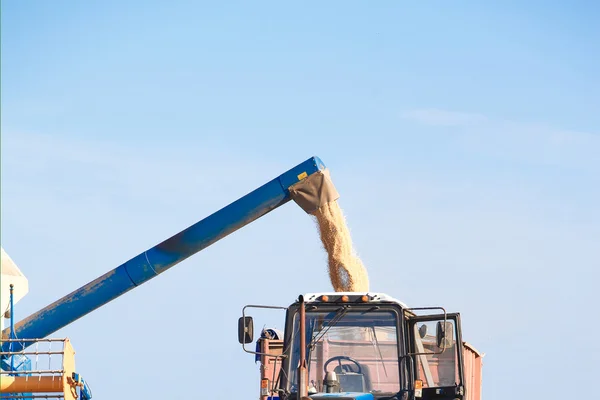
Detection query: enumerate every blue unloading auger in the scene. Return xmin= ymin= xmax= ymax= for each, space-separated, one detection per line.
xmin=2 ymin=156 xmax=339 ymax=351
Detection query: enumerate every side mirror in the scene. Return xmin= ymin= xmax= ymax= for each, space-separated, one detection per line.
xmin=238 ymin=316 xmax=254 ymax=344
xmin=418 ymin=324 xmax=428 ymax=339
xmin=436 ymin=321 xmax=453 ymax=349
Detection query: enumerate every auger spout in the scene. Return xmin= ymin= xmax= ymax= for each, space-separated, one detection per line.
xmin=3 ymin=156 xmax=339 ymax=350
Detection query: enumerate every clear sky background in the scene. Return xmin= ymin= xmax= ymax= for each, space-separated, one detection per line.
xmin=1 ymin=1 xmax=599 ymax=399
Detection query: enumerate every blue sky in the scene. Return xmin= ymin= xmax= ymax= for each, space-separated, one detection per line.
xmin=1 ymin=1 xmax=599 ymax=399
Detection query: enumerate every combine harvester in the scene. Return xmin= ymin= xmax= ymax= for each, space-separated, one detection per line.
xmin=1 ymin=156 xmax=482 ymax=400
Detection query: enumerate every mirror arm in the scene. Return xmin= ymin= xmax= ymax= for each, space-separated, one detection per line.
xmin=240 ymin=304 xmax=288 ymax=358
xmin=405 ymin=307 xmax=448 ymax=356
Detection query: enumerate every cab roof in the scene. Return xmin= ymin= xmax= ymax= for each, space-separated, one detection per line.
xmin=302 ymin=292 xmax=408 ymax=308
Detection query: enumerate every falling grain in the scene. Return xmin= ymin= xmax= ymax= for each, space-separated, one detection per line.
xmin=313 ymin=201 xmax=369 ymax=292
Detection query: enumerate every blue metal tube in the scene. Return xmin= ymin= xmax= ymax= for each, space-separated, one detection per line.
xmin=5 ymin=156 xmax=327 ymax=350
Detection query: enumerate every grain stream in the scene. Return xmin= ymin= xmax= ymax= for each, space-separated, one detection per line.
xmin=313 ymin=201 xmax=369 ymax=292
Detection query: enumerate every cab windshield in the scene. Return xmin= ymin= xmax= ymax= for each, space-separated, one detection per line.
xmin=288 ymin=309 xmax=400 ymax=395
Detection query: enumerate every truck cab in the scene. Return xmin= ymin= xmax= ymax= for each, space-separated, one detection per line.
xmin=239 ymin=293 xmax=482 ymax=400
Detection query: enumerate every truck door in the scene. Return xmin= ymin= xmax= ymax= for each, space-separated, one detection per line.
xmin=407 ymin=313 xmax=465 ymax=400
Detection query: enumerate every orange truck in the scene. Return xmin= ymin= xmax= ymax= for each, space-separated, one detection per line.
xmin=239 ymin=292 xmax=483 ymax=400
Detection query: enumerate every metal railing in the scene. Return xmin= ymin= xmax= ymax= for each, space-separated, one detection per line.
xmin=0 ymin=338 xmax=82 ymax=400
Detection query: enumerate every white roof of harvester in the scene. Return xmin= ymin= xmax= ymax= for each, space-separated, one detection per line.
xmin=303 ymin=292 xmax=408 ymax=308
xmin=1 ymin=248 xmax=29 ymax=331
